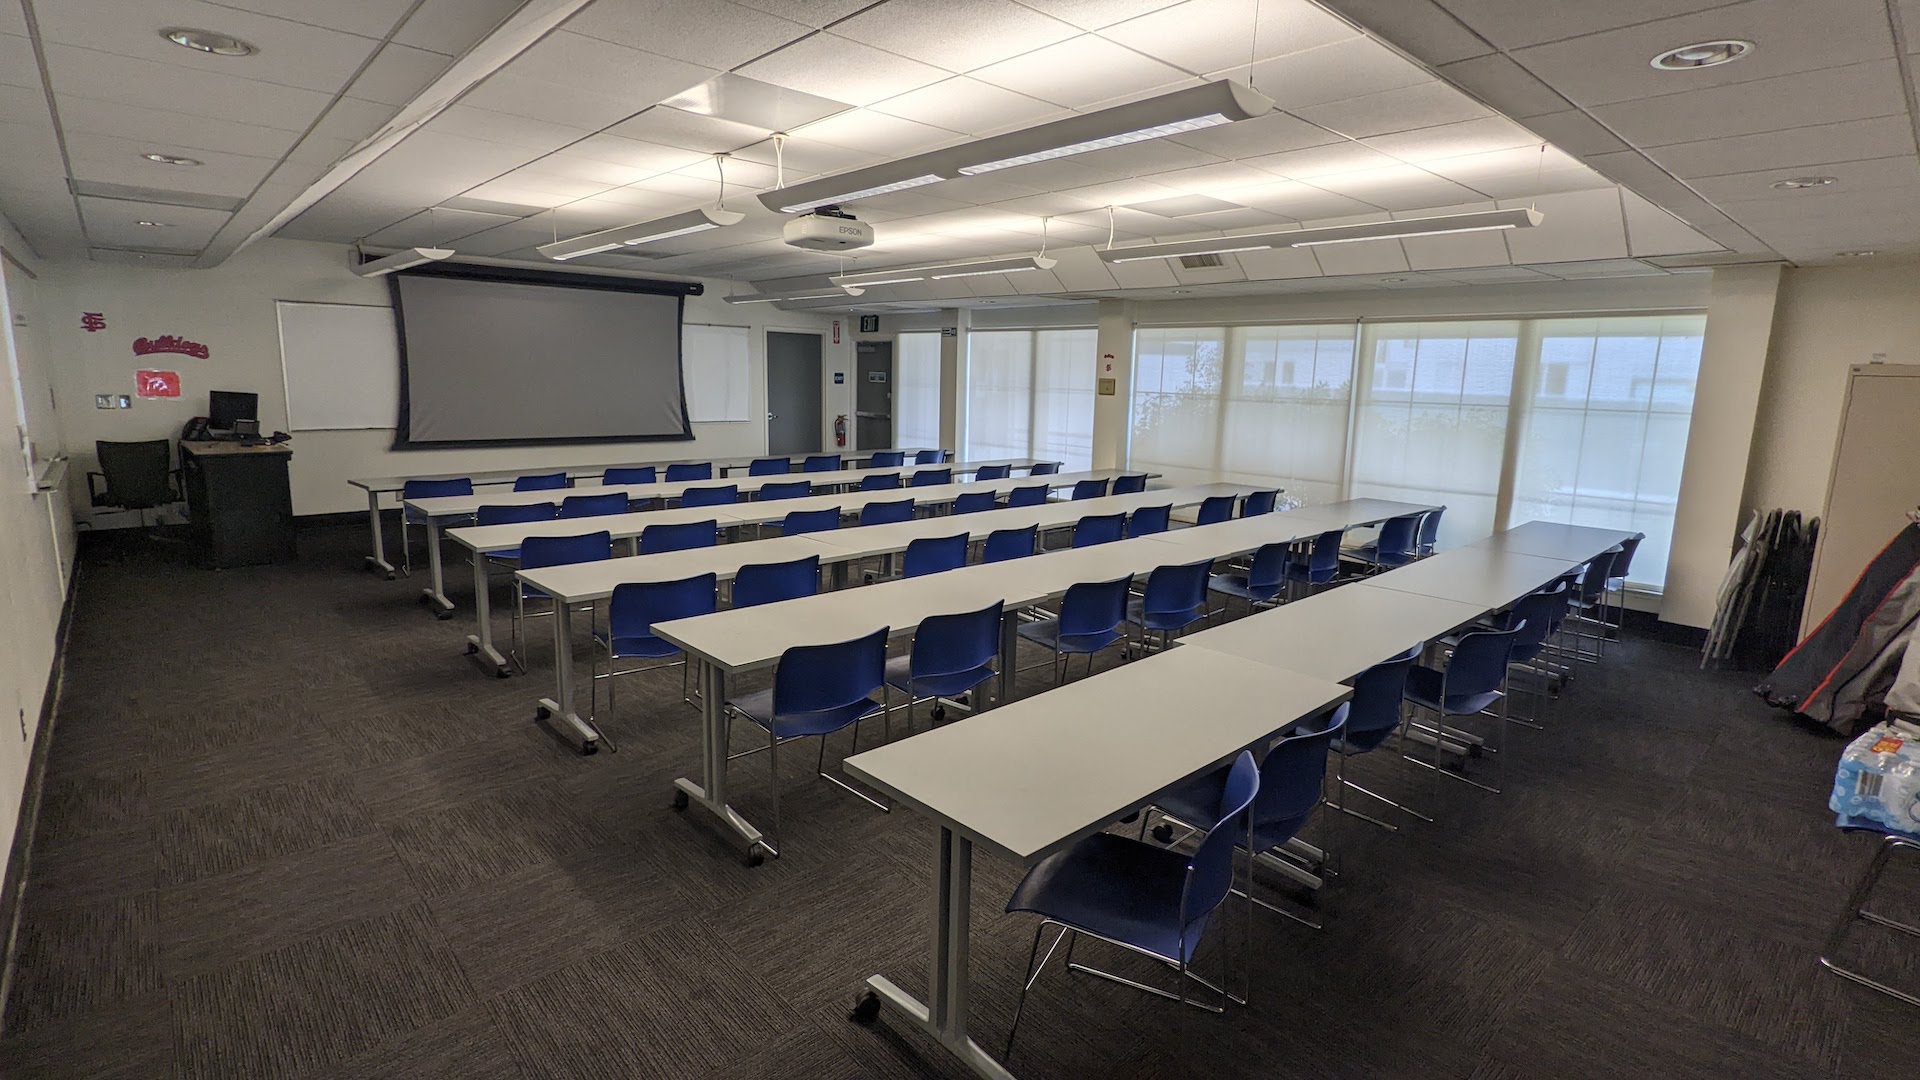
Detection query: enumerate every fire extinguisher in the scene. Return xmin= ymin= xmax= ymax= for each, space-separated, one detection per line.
xmin=834 ymin=414 xmax=847 ymax=447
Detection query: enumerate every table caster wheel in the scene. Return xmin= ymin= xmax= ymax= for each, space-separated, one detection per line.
xmin=671 ymin=790 xmax=690 ymax=811
xmin=930 ymin=704 xmax=946 ymax=724
xmin=582 ymin=740 xmax=599 ymax=756
xmin=1151 ymin=823 xmax=1173 ymax=844
xmin=464 ymin=642 xmax=478 ymax=655
xmin=385 ymin=571 xmax=396 ymax=581
xmin=848 ymin=990 xmax=881 ymax=1024
xmin=435 ymin=610 xmax=451 ymax=621
xmin=744 ymin=847 xmax=765 ymax=868
xmin=535 ymin=705 xmax=551 ymax=720
xmin=495 ymin=666 xmax=510 ymax=680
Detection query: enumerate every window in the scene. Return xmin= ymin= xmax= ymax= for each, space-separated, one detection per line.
xmin=963 ymin=328 xmax=1095 ymax=468
xmin=895 ymin=332 xmax=941 ymax=450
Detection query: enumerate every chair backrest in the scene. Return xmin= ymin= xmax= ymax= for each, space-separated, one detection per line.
xmin=1575 ymin=550 xmax=1617 ymax=603
xmin=1005 ymin=483 xmax=1050 ymax=507
xmin=513 ymin=472 xmax=568 ymax=492
xmin=1251 ymin=705 xmax=1347 ymax=844
xmin=859 ymin=473 xmax=902 ymax=491
xmin=748 ymin=457 xmax=791 ymax=476
xmin=681 ymin=484 xmax=738 ymax=508
xmin=1377 ymin=514 xmax=1421 ymax=559
xmin=1072 ymin=513 xmax=1126 ymax=548
xmin=609 ymin=573 xmax=717 ymax=641
xmin=1184 ymin=751 xmax=1260 ymax=934
xmin=869 ymin=451 xmax=906 ymax=468
xmin=402 ymin=477 xmax=472 ymax=501
xmin=758 ymin=480 xmax=812 ymax=501
xmin=974 ymin=464 xmax=1011 ymax=481
xmin=1416 ymin=505 xmax=1446 ymax=553
xmin=603 ymin=466 xmax=656 ymax=486
xmin=664 ymin=462 xmax=711 ymax=481
xmin=1349 ymin=647 xmax=1420 ymax=740
xmin=1247 ymin=542 xmax=1292 ymax=594
xmin=1299 ymin=529 xmax=1345 ymax=583
xmin=1059 ymin=575 xmax=1132 ymax=636
xmin=476 ymin=501 xmax=556 ymax=526
xmin=1607 ymin=533 xmax=1644 ymax=582
xmin=860 ymin=498 xmax=916 ymax=526
xmin=773 ymin=626 xmax=889 ymax=715
xmin=1503 ymin=584 xmax=1568 ymax=664
xmin=953 ymin=491 xmax=998 ymax=515
xmin=803 ymin=454 xmax=842 ymax=473
xmin=93 ymin=440 xmax=175 ymax=508
xmin=1071 ymin=478 xmax=1109 ymax=501
xmin=1195 ymin=495 xmax=1235 ymax=525
xmin=1444 ymin=624 xmax=1525 ymax=698
xmin=910 ymin=468 xmax=952 ymax=487
xmin=1029 ymin=461 xmax=1061 ymax=475
xmin=1111 ymin=474 xmax=1149 ymax=495
xmin=781 ymin=507 xmax=842 ymax=535
xmin=639 ymin=519 xmax=717 ymax=554
xmin=1241 ymin=489 xmax=1279 ymax=517
xmin=1140 ymin=560 xmax=1213 ymax=627
xmin=984 ymin=525 xmax=1038 ymax=563
xmin=914 ymin=450 xmax=944 ymax=464
xmin=519 ymin=530 xmax=611 ymax=571
xmin=903 ymin=533 xmax=969 ymax=578
xmin=733 ymin=555 xmax=819 ymax=608
xmin=559 ymin=492 xmax=629 ymax=519
xmin=1129 ymin=504 xmax=1172 ymax=537
xmin=911 ymin=601 xmax=1004 ymax=680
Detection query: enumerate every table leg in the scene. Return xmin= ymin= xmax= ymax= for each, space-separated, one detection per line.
xmin=535 ymin=598 xmax=604 ymax=754
xmin=363 ymin=490 xmax=394 ymax=578
xmin=831 ymin=556 xmax=851 ymax=591
xmin=420 ymin=519 xmax=455 ymax=617
xmin=464 ymin=550 xmax=509 ymax=677
xmin=996 ymin=610 xmax=1017 ymax=709
xmin=858 ymin=828 xmax=1016 ymax=1080
xmin=672 ymin=659 xmax=771 ymax=864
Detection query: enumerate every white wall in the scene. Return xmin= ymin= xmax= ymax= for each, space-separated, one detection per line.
xmin=41 ymin=239 xmax=841 ymax=521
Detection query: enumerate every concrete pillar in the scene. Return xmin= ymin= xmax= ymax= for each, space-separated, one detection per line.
xmin=938 ymin=308 xmax=969 ymax=455
xmin=1090 ymin=299 xmax=1134 ymax=469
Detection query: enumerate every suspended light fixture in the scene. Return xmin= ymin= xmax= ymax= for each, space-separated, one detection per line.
xmin=539 ymin=153 xmax=745 ymax=261
xmin=831 ymin=254 xmax=1057 ymax=289
xmin=1097 ymin=208 xmax=1544 ymax=263
xmin=724 ymin=284 xmax=866 ymax=305
xmin=352 ymin=247 xmax=454 ymax=277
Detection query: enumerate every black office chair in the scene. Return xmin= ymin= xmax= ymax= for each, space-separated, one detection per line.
xmin=87 ymin=439 xmax=179 ymax=528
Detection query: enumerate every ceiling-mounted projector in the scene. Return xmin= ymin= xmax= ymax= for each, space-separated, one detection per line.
xmin=784 ymin=207 xmax=873 ymax=251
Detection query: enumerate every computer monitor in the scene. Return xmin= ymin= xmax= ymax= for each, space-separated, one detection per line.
xmin=207 ymin=390 xmax=258 ymax=432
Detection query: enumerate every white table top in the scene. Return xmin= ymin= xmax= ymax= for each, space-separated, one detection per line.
xmin=348 ymin=449 xmax=954 ymax=493
xmin=1178 ymin=584 xmax=1485 ymax=682
xmin=842 ymin=647 xmax=1352 ymax=864
xmin=515 ymin=534 xmax=833 ymax=605
xmin=1356 ymin=546 xmax=1583 ymax=609
xmin=1463 ymin=520 xmax=1637 ymax=564
xmin=1142 ymin=500 xmax=1438 ymax=561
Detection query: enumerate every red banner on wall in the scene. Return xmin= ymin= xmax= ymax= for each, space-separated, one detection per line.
xmin=135 ymin=370 xmax=180 ymax=398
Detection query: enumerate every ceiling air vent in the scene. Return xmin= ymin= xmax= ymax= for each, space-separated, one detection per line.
xmin=1178 ymin=253 xmax=1225 ymax=269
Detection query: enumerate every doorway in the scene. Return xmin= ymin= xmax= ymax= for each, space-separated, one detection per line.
xmin=855 ymin=340 xmax=893 ymax=450
xmin=765 ymin=331 xmax=823 ymax=456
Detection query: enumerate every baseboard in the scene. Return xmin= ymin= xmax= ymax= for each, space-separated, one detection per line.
xmin=0 ymin=559 xmax=79 ymax=1036
xmin=1627 ymin=608 xmax=1707 ymax=648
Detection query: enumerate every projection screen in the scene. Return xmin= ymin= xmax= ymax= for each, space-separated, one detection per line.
xmin=392 ymin=272 xmax=689 ymax=446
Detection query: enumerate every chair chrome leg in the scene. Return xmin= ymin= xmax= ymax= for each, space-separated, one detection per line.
xmin=767 ymin=721 xmax=782 ymax=858
xmin=1819 ymin=834 xmax=1920 ymax=1006
xmin=1006 ymin=921 xmax=1059 ymax=1059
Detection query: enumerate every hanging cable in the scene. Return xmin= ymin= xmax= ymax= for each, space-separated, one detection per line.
xmin=715 ymin=153 xmax=728 ymax=209
xmin=1039 ymin=215 xmax=1051 ymax=257
xmin=1248 ymin=0 xmax=1261 ymax=92
xmin=1105 ymin=205 xmax=1116 ymax=250
xmin=772 ymin=132 xmax=788 ymax=189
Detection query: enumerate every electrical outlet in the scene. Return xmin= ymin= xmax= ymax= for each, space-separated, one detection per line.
xmin=95 ymin=394 xmax=115 ymax=409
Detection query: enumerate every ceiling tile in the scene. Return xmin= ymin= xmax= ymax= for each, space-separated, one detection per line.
xmin=1163 ymin=108 xmax=1342 ymax=157
xmin=368 ymin=207 xmax=520 ymax=247
xmin=54 ymin=95 xmax=300 ymax=159
xmin=1233 ymin=243 xmax=1324 ymax=279
xmin=1690 ymin=154 xmax=1920 ymax=204
xmin=395 ymin=0 xmax=524 ymax=53
xmin=1592 ymin=60 xmax=1908 ymax=147
xmin=1302 ymin=165 xmax=1483 ymax=210
xmin=835 ymin=0 xmax=1082 ymax=70
xmin=347 ymin=43 xmax=451 ymax=107
xmin=1243 ymin=141 xmax=1400 ymax=179
xmin=1433 ymin=53 xmax=1572 ymax=118
xmin=1424 ymin=0 xmax=1735 ymax=50
xmin=1010 ymin=0 xmax=1185 ymax=30
xmin=500 ymin=31 xmax=718 ymax=102
xmin=1320 ymin=0 xmax=1491 ymax=64
xmin=663 ymin=74 xmax=851 ymax=133
xmin=0 ymin=33 xmax=37 ymax=89
xmin=738 ymin=32 xmax=952 ymax=106
xmin=457 ymin=73 xmax=645 ymax=129
xmin=1497 ymin=187 xmax=1627 ymax=262
xmin=1294 ymin=80 xmax=1491 ymax=139
xmin=1363 ymin=115 xmax=1540 ymax=163
xmin=729 ymin=0 xmax=880 ymax=28
xmin=1243 ymin=37 xmax=1429 ymax=109
xmin=731 ymin=137 xmax=883 ymax=177
xmin=427 ymin=105 xmax=596 ymax=151
xmin=1145 ymin=161 xmax=1292 ymax=194
xmin=1514 ymin=110 xmax=1630 ymax=157
xmin=1401 ymin=215 xmax=1514 ymax=268
xmin=607 ymin=108 xmax=774 ymax=154
xmin=566 ymin=0 xmax=814 ymax=69
xmin=1101 ymin=0 xmax=1357 ymax=76
xmin=869 ymin=77 xmax=1064 ymax=136
xmin=43 ymin=43 xmax=334 ymax=131
xmin=35 ymin=0 xmax=381 ymax=94
xmin=791 ymin=109 xmax=963 ymax=156
xmin=1219 ymin=179 xmax=1381 ymax=218
xmin=1309 ymin=235 xmax=1411 ymax=276
xmin=202 ymin=0 xmax=410 ymax=37
xmin=970 ymin=34 xmax=1191 ymax=108
xmin=1649 ymin=115 xmax=1918 ymax=179
xmin=78 ymin=196 xmax=227 ymax=251
xmin=1619 ymin=191 xmax=1721 ymax=257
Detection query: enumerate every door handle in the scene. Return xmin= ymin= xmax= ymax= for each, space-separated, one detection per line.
xmin=767 ymin=412 xmax=777 ymax=420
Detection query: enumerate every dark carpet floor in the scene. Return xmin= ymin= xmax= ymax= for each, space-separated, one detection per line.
xmin=4 ymin=521 xmax=1917 ymax=1079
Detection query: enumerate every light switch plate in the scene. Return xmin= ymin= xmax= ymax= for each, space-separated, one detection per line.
xmin=117 ymin=395 xmax=131 ymax=409
xmin=95 ymin=394 xmax=115 ymax=409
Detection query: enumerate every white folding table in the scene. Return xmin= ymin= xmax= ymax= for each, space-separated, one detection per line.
xmin=1462 ymin=521 xmax=1638 ymax=564
xmin=1356 ymin=545 xmax=1586 ymax=610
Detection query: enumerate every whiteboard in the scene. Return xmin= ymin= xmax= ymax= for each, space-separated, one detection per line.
xmin=684 ymin=322 xmax=750 ymax=423
xmin=277 ymin=301 xmax=401 ymax=431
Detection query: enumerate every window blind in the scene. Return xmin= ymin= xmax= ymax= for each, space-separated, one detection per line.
xmin=895 ymin=332 xmax=942 ymax=451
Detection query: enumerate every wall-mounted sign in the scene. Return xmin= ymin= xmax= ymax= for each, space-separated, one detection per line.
xmin=867 ymin=371 xmax=887 ymax=383
xmin=81 ymin=312 xmax=106 ymax=333
xmin=136 ymin=370 xmax=181 ymax=398
xmin=832 ymin=319 xmax=841 ymax=345
xmin=941 ymin=327 xmax=957 ymax=337
xmin=833 ymin=372 xmax=845 ymax=384
xmin=1097 ymin=377 xmax=1117 ymax=396
xmin=859 ymin=315 xmax=880 ymax=333
xmin=132 ymin=334 xmax=209 ymax=359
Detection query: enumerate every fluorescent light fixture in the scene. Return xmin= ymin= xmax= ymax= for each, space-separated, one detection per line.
xmin=831 ymin=255 xmax=1056 ymax=289
xmin=352 ymin=247 xmax=454 ymax=277
xmin=724 ymin=285 xmax=865 ymax=305
xmin=760 ymin=80 xmax=1272 ymax=213
xmin=1097 ymin=208 xmax=1544 ymax=263
xmin=537 ymin=207 xmax=746 ymax=261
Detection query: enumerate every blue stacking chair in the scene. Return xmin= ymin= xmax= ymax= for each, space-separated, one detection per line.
xmin=640 ymin=519 xmax=717 ymax=554
xmin=803 ymin=453 xmax=841 ymax=473
xmin=665 ymin=462 xmax=711 ymax=482
xmin=602 ymin=466 xmax=656 ymax=486
xmin=731 ymin=554 xmax=819 ymax=608
xmin=886 ymin=601 xmax=1003 ymax=731
xmin=1285 ymin=529 xmax=1347 ymax=599
xmin=911 ymin=467 xmax=952 ymax=487
xmin=780 ymin=507 xmax=841 ymax=536
xmin=1349 ymin=513 xmax=1421 ymax=572
xmin=681 ymin=484 xmax=737 ymax=508
xmin=1017 ymin=574 xmax=1131 ymax=683
xmin=474 ymin=501 xmax=556 ymax=570
xmin=1128 ymin=504 xmax=1172 ymax=537
xmin=748 ymin=457 xmax=791 ymax=476
xmin=1499 ymin=584 xmax=1571 ymax=724
xmin=1195 ymin=494 xmax=1235 ymax=525
xmin=1006 ymin=483 xmax=1050 ymax=508
xmin=560 ymin=492 xmax=628 ymax=519
xmin=1029 ymin=462 xmax=1061 ymax=475
xmin=1072 ymin=513 xmax=1126 ymax=548
xmin=512 ymin=530 xmax=611 ymax=671
xmin=1208 ymin=541 xmax=1290 ymax=611
xmin=984 ymin=525 xmax=1037 ymax=564
xmin=514 ymin=472 xmax=567 ymax=492
xmin=1241 ymin=489 xmax=1280 ymax=517
xmin=974 ymin=464 xmax=1012 ymax=480
xmin=399 ymin=477 xmax=472 ymax=576
xmin=903 ymin=533 xmax=968 ymax=578
xmin=758 ymin=479 xmax=811 ymax=501
xmin=1599 ymin=531 xmax=1643 ymax=643
xmin=1070 ymin=478 xmax=1109 ymax=500
xmin=592 ymin=573 xmax=716 ymax=734
xmin=859 ymin=473 xmax=902 ymax=491
xmin=1330 ymin=647 xmax=1426 ymax=830
xmin=869 ymin=451 xmax=905 ymax=468
xmin=1821 ymin=821 xmax=1920 ymax=1006
xmin=724 ymin=627 xmax=891 ymax=857
xmin=1111 ymin=473 xmax=1148 ymax=495
xmin=860 ymin=498 xmax=916 ymax=526
xmin=914 ymin=450 xmax=944 ymax=464
xmin=1006 ymin=750 xmax=1258 ymax=1050
xmin=1413 ymin=505 xmax=1446 ymax=557
xmin=1564 ymin=548 xmax=1620 ymax=662
xmin=1403 ymin=623 xmax=1525 ymax=797
xmin=1146 ymin=708 xmax=1348 ymax=942
xmin=1127 ymin=560 xmax=1214 ymax=652
xmin=953 ymin=491 xmax=998 ymax=515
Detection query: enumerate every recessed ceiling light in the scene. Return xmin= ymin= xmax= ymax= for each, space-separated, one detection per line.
xmin=141 ymin=152 xmax=202 ymax=166
xmin=1650 ymin=40 xmax=1753 ymax=70
xmin=163 ymin=28 xmax=257 ymax=56
xmin=1771 ymin=175 xmax=1837 ymax=190
xmin=1836 ymin=250 xmax=1876 ymax=257
xmin=1380 ymin=276 xmax=1407 ymax=283
xmin=135 ymin=220 xmax=170 ymax=227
